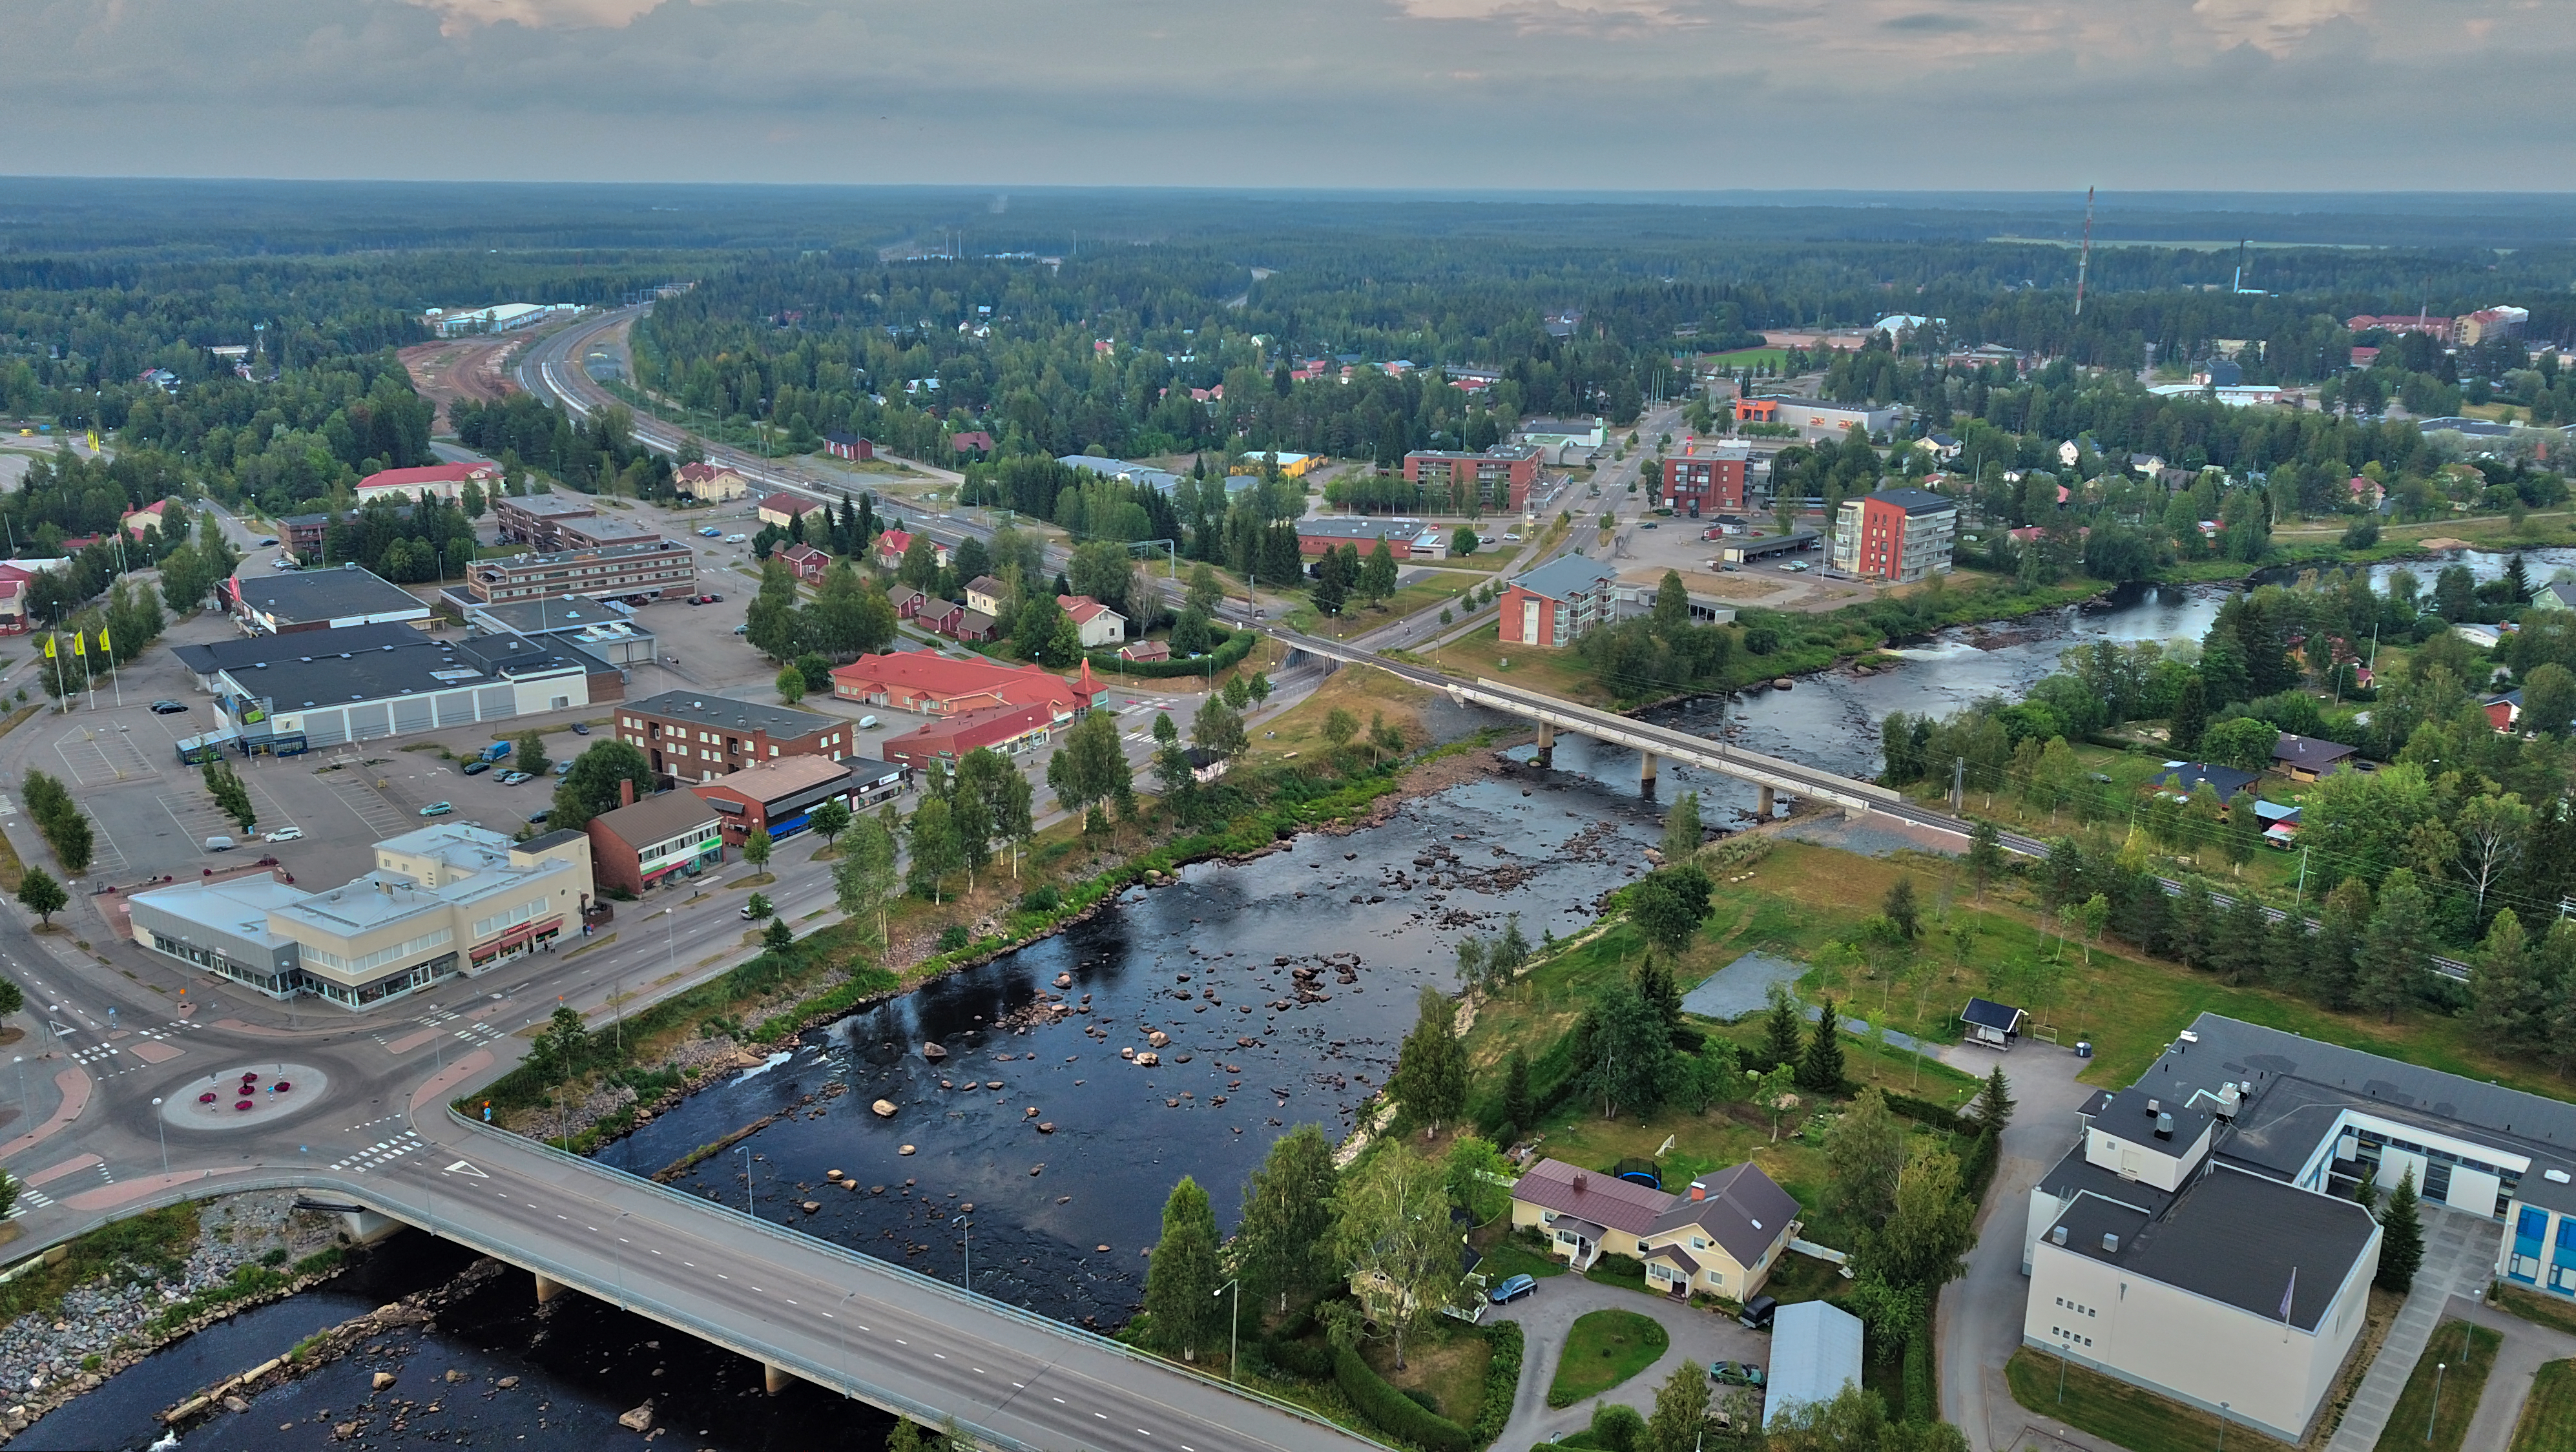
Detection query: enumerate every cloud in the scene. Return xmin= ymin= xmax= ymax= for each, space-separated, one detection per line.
xmin=402 ymin=0 xmax=665 ymax=32
xmin=1392 ymin=0 xmax=1707 ymax=32
xmin=1880 ymin=11 xmax=1979 ymax=31
xmin=2189 ymin=0 xmax=2367 ymax=56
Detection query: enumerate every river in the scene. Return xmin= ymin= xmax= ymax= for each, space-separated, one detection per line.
xmin=52 ymin=544 xmax=2576 ymax=1449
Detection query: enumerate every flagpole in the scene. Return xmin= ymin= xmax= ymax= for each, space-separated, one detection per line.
xmin=102 ymin=633 xmax=122 ymax=709
xmin=79 ymin=634 xmax=94 ymax=712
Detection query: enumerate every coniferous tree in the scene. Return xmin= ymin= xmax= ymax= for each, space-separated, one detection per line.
xmin=1761 ymin=982 xmax=1805 ymax=1068
xmin=2470 ymin=908 xmax=2539 ymax=1048
xmin=1800 ymin=995 xmax=1846 ymax=1091
xmin=2309 ymin=877 xmax=2372 ymax=1010
xmin=2375 ymin=1168 xmax=2425 ymax=1292
xmin=1971 ymin=1064 xmax=2016 ymax=1136
xmin=2358 ymin=868 xmax=2433 ymax=1022
xmin=1500 ymin=1050 xmax=1534 ymax=1141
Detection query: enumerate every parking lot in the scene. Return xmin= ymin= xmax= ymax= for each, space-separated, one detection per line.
xmin=1610 ymin=517 xmax=1876 ymax=612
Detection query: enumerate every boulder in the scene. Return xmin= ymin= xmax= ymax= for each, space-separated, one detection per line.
xmin=922 ymin=1042 xmax=948 ymax=1061
xmin=871 ymin=1100 xmax=898 ymax=1119
xmin=802 ymin=1201 xmax=821 ymax=1214
xmin=373 ymin=1373 xmax=397 ymax=1391
xmin=1037 ymin=1122 xmax=1055 ymax=1134
xmin=899 ymin=1144 xmax=917 ymax=1156
xmin=497 ymin=1376 xmax=520 ymax=1389
xmin=1145 ymin=1030 xmax=1170 ymax=1048
xmin=1136 ymin=1052 xmax=1159 ymax=1066
xmin=619 ymin=1402 xmax=655 ymax=1432
xmin=223 ymin=1395 xmax=251 ymax=1414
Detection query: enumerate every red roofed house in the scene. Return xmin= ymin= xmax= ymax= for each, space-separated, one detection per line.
xmin=1507 ymin=1157 xmax=1800 ymax=1301
xmin=2345 ymin=314 xmax=2456 ymax=344
xmin=1057 ymin=594 xmax=1127 ymax=649
xmin=0 ymin=565 xmax=33 ymax=635
xmin=777 ymin=543 xmax=832 ymax=585
xmin=831 ymin=651 xmax=1097 ymax=718
xmin=948 ymin=431 xmax=997 ymax=457
xmin=824 ymin=433 xmax=874 ymax=461
xmin=872 ymin=528 xmax=953 ymax=572
xmin=881 ymin=701 xmax=1059 ymax=775
xmin=758 ymin=492 xmax=831 ymax=530
xmin=2347 ymin=475 xmax=2384 ymax=510
xmin=1118 ymin=639 xmax=1171 ymax=664
xmin=357 ymin=461 xmax=499 ymax=504
xmin=121 ymin=500 xmax=170 ymax=539
xmin=674 ymin=462 xmax=749 ymax=502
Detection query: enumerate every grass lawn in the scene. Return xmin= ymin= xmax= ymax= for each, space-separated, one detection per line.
xmin=2497 ymin=1284 xmax=2576 ymax=1340
xmin=2006 ymin=1348 xmax=2294 ymax=1452
xmin=1420 ymin=635 xmax=1610 ymax=705
xmin=1298 ymin=579 xmax=1466 ymax=641
xmin=2511 ymin=1360 xmax=2576 ymax=1451
xmin=1474 ymin=1234 xmax=1568 ymax=1283
xmin=2377 ymin=1320 xmax=2499 ymax=1452
xmin=1548 ymin=1309 xmax=1670 ymax=1407
xmin=1585 ymin=1255 xmax=1649 ymax=1292
xmin=1242 ymin=663 xmax=1432 ymax=770
xmin=1365 ymin=1321 xmax=1492 ymax=1426
xmin=1698 ymin=347 xmax=1790 ymax=370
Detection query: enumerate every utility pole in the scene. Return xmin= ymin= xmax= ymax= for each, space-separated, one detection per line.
xmin=1952 ymin=756 xmax=1966 ymax=813
xmin=2073 ymin=187 xmax=2095 ymax=318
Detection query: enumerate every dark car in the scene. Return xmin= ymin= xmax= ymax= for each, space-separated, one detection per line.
xmin=1487 ymin=1274 xmax=1538 ymax=1305
xmin=571 ymin=722 xmax=590 ymax=735
xmin=256 ymin=537 xmax=278 ymax=546
xmin=149 ymin=700 xmax=188 ymax=714
xmin=526 ymin=811 xmax=549 ymax=825
xmin=1738 ymin=1294 xmax=1778 ymax=1331
xmin=461 ymin=759 xmax=492 ymax=776
xmin=1709 ymin=1361 xmax=1765 ymax=1387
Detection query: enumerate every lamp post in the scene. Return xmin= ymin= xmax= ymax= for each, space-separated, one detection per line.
xmin=954 ymin=1214 xmax=971 ymax=1291
xmin=740 ymin=1144 xmax=756 ymax=1220
xmin=2218 ymin=1401 xmax=2229 ymax=1452
xmin=2427 ymin=1364 xmax=2446 ymax=1442
xmin=150 ymin=1097 xmax=167 ymax=1173
xmin=1214 ymin=1278 xmax=1241 ymax=1383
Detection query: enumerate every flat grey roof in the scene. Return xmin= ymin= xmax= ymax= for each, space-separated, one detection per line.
xmin=174 ymin=621 xmax=425 ymax=677
xmin=464 ymin=599 xmax=656 ymax=638
xmin=2046 ymin=1165 xmax=2375 ymax=1331
xmin=1297 ymin=517 xmax=1436 ymax=543
xmin=623 ymin=689 xmax=844 ymax=743
xmin=1865 ymin=488 xmax=1955 ymax=513
xmin=226 ymin=632 xmax=597 ymax=712
xmin=1510 ymin=555 xmax=1619 ymax=602
xmin=233 ymin=568 xmax=428 ymax=624
xmin=498 ymin=494 xmax=597 ymax=518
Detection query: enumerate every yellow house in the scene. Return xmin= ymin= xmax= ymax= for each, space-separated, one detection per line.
xmin=1508 ymin=1157 xmax=1800 ymax=1302
xmin=758 ymin=490 xmax=831 ymax=530
xmin=1233 ymin=450 xmax=1317 ymax=479
xmin=675 ymin=462 xmax=750 ymax=502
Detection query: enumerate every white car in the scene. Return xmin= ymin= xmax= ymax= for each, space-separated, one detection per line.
xmin=725 ymin=533 xmax=748 ymax=543
xmin=262 ymin=827 xmax=303 ymax=843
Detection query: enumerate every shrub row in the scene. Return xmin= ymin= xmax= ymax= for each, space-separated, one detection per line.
xmin=1902 ymin=1332 xmax=1935 ymax=1423
xmin=1084 ymin=627 xmax=1256 ymax=679
xmin=1333 ymin=1343 xmax=1471 ymax=1452
xmin=21 ymin=769 xmax=92 ymax=875
xmin=1470 ymin=1320 xmax=1522 ymax=1448
xmin=1882 ymin=1092 xmax=1976 ymax=1137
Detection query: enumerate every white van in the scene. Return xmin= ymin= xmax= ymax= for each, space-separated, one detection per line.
xmin=858 ymin=715 xmax=878 ymax=729
xmin=204 ymin=835 xmax=236 ymax=852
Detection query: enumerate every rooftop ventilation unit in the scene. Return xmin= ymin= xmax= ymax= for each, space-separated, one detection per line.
xmin=2050 ymin=1225 xmax=2068 ymax=1246
xmin=2155 ymin=1112 xmax=2175 ymax=1140
xmin=2550 ymin=1170 xmax=2573 ymax=1185
xmin=2101 ymin=1232 xmax=2120 ymax=1253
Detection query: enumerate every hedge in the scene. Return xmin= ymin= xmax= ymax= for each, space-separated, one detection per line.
xmin=1085 ymin=627 xmax=1256 ymax=679
xmin=1335 ymin=1343 xmax=1472 ymax=1452
xmin=1961 ymin=1124 xmax=2001 ymax=1201
xmin=1902 ymin=1333 xmax=1935 ymax=1422
xmin=1265 ymin=1334 xmax=1334 ymax=1379
xmin=1470 ymin=1321 xmax=1523 ymax=1447
xmin=1883 ymin=1092 xmax=1975 ymax=1137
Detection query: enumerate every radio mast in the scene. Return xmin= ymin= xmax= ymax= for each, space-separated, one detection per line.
xmin=2073 ymin=187 xmax=2095 ymax=318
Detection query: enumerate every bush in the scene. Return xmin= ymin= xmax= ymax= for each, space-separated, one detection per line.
xmin=1588 ymin=1402 xmax=1645 ymax=1452
xmin=1264 ymin=1334 xmax=1334 ymax=1380
xmin=1334 ymin=1344 xmax=1471 ymax=1452
xmin=1021 ymin=884 xmax=1061 ymax=913
xmin=1902 ymin=1333 xmax=1935 ymax=1422
xmin=1883 ymin=1093 xmax=1975 ymax=1137
xmin=935 ymin=924 xmax=970 ymax=953
xmin=1471 ymin=1321 xmax=1524 ymax=1446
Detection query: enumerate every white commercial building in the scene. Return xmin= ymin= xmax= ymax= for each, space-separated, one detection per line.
xmin=130 ymin=824 xmax=592 ymax=1010
xmin=2013 ymin=1013 xmax=2576 ymax=1440
xmin=423 ymin=303 xmax=577 ymax=338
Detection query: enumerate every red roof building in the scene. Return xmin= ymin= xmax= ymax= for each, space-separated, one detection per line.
xmin=947 ymin=431 xmax=997 ymax=456
xmin=880 ymin=701 xmax=1059 ymax=774
xmin=778 ymin=543 xmax=832 ymax=584
xmin=829 ymin=651 xmax=1096 ymax=718
xmin=758 ymin=492 xmax=831 ymax=530
xmin=357 ymin=461 xmax=499 ymax=504
xmin=121 ymin=499 xmax=171 ymax=538
xmin=871 ymin=528 xmax=951 ymax=572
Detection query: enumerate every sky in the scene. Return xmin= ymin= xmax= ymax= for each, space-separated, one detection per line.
xmin=6 ymin=0 xmax=2572 ymax=189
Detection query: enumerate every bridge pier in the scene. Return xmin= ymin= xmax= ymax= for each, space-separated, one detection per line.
xmin=340 ymin=1208 xmax=404 ymax=1246
xmin=533 ymin=1272 xmax=565 ymax=1305
xmin=1639 ymin=752 xmax=1657 ymax=787
xmin=1758 ymin=784 xmax=1774 ymax=819
xmin=1534 ymin=721 xmax=1554 ymax=767
xmin=763 ymin=1360 xmax=795 ymax=1396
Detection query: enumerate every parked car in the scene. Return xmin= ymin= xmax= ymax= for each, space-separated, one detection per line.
xmin=526 ymin=811 xmax=549 ymax=825
xmin=554 ymin=761 xmax=574 ymax=776
xmin=724 ymin=533 xmax=748 ymax=543
xmin=417 ymin=802 xmax=453 ymax=817
xmin=1738 ymin=1294 xmax=1778 ymax=1331
xmin=256 ymin=537 xmax=278 ymax=546
xmin=497 ymin=771 xmax=533 ymax=785
xmin=262 ymin=827 xmax=303 ymax=843
xmin=699 ymin=527 xmax=723 ymax=537
xmin=203 ymin=835 xmax=236 ymax=852
xmin=1709 ymin=1362 xmax=1765 ymax=1388
xmin=571 ymin=722 xmax=590 ymax=735
xmin=149 ymin=700 xmax=188 ymax=714
xmin=273 ymin=557 xmax=300 ymax=570
xmin=857 ymin=715 xmax=878 ymax=729
xmin=732 ymin=624 xmax=749 ymax=635
xmin=461 ymin=760 xmax=492 ymax=776
xmin=1487 ymin=1274 xmax=1538 ymax=1305
xmin=696 ymin=593 xmax=722 ymax=603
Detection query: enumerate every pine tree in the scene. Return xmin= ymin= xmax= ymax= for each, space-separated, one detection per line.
xmin=1799 ymin=995 xmax=1846 ymax=1091
xmin=2358 ymin=868 xmax=2433 ymax=1022
xmin=1761 ymin=982 xmax=1804 ymax=1069
xmin=2214 ymin=892 xmax=2267 ymax=985
xmin=2374 ymin=1168 xmax=2424 ymax=1292
xmin=1632 ymin=957 xmax=1683 ymax=1027
xmin=1501 ymin=1050 xmax=1534 ymax=1140
xmin=2169 ymin=674 xmax=2208 ymax=752
xmin=2309 ymin=877 xmax=2371 ymax=1010
xmin=2470 ymin=908 xmax=2539 ymax=1048
xmin=1971 ymin=1064 xmax=2016 ymax=1136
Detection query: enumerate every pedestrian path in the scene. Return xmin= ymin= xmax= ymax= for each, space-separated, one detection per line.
xmin=2323 ymin=1206 xmax=2502 ymax=1452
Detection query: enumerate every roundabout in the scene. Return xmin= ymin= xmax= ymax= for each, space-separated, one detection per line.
xmin=156 ymin=1064 xmax=330 ymax=1132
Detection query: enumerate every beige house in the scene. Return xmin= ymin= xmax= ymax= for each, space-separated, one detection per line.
xmin=1508 ymin=1158 xmax=1800 ymax=1302
xmin=965 ymin=575 xmax=1009 ymax=617
xmin=1057 ymin=594 xmax=1127 ymax=649
xmin=758 ymin=491 xmax=831 ymax=530
xmin=674 ymin=462 xmax=749 ymax=502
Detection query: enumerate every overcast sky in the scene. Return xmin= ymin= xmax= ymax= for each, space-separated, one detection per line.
xmin=7 ymin=0 xmax=2570 ymax=189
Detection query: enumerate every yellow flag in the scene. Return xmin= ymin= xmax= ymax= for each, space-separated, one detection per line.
xmin=71 ymin=630 xmax=85 ymax=657
xmin=97 ymin=625 xmax=110 ymax=656
xmin=40 ymin=634 xmax=54 ymax=659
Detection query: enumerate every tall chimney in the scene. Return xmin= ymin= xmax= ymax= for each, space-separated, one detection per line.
xmin=621 ymin=780 xmax=636 ymax=807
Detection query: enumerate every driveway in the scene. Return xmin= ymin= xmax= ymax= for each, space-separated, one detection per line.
xmin=1486 ymin=1270 xmax=1772 ymax=1450
xmin=1933 ymin=1041 xmax=2101 ymax=1451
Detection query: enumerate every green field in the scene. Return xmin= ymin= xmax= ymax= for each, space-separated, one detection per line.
xmin=1698 ymin=347 xmax=1789 ymax=370
xmin=2376 ymin=1320 xmax=2498 ymax=1452
xmin=2511 ymin=1360 xmax=2576 ymax=1451
xmin=1548 ymin=1309 xmax=1668 ymax=1407
xmin=2006 ymin=1348 xmax=2294 ymax=1452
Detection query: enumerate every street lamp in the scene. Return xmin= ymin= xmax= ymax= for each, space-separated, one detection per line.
xmin=954 ymin=1213 xmax=972 ymax=1291
xmin=151 ymin=1097 xmax=167 ymax=1174
xmin=2218 ymin=1401 xmax=2229 ymax=1452
xmin=1214 ymin=1278 xmax=1241 ymax=1382
xmin=740 ymin=1144 xmax=756 ymax=1219
xmin=2427 ymin=1364 xmax=2446 ymax=1442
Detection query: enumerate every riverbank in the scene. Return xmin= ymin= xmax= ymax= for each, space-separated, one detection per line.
xmin=0 ymin=1190 xmax=350 ymax=1440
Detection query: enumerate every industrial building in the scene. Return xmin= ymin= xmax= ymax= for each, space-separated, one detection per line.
xmin=174 ymin=623 xmax=619 ymax=753
xmin=422 ymin=302 xmax=577 ymax=338
xmin=129 ymin=823 xmax=592 ymax=1009
xmin=1735 ymin=397 xmax=1899 ymax=438
xmin=356 ymin=461 xmax=501 ymax=504
xmin=226 ymin=566 xmax=433 ymax=635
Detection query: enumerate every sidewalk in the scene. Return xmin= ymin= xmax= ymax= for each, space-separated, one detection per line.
xmin=2450 ymin=1293 xmax=2576 ymax=1452
xmin=2323 ymin=1206 xmax=2503 ymax=1452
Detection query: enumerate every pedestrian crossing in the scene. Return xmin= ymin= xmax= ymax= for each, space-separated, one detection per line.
xmin=328 ymin=1130 xmax=422 ymax=1174
xmin=8 ymin=1184 xmax=56 ymax=1219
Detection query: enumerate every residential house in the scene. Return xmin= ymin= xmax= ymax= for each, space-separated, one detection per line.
xmin=888 ymin=584 xmax=926 ymax=619
xmin=674 ymin=462 xmax=749 ymax=502
xmin=777 ymin=543 xmax=832 ymax=585
xmin=947 ymin=431 xmax=996 ymax=457
xmin=2528 ymin=581 xmax=2576 ymax=612
xmin=121 ymin=500 xmax=170 ymax=539
xmin=1118 ymin=640 xmax=1171 ymax=664
xmin=871 ymin=528 xmax=951 ymax=572
xmin=824 ymin=433 xmax=874 ymax=462
xmin=1057 ymin=595 xmax=1126 ymax=648
xmin=758 ymin=492 xmax=831 ymax=531
xmin=946 ymin=609 xmax=997 ymax=644
xmin=2270 ymin=732 xmax=2356 ymax=783
xmin=964 ymin=576 xmax=1008 ymax=617
xmin=2484 ymin=690 xmax=2524 ymax=734
xmin=2150 ymin=761 xmax=2262 ymax=802
xmin=585 ymin=785 xmax=725 ymax=896
xmin=1499 ymin=557 xmax=1619 ymax=648
xmin=356 ymin=461 xmax=498 ymax=505
xmin=1506 ymin=1157 xmax=1800 ymax=1302
xmin=913 ymin=598 xmax=966 ymax=636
